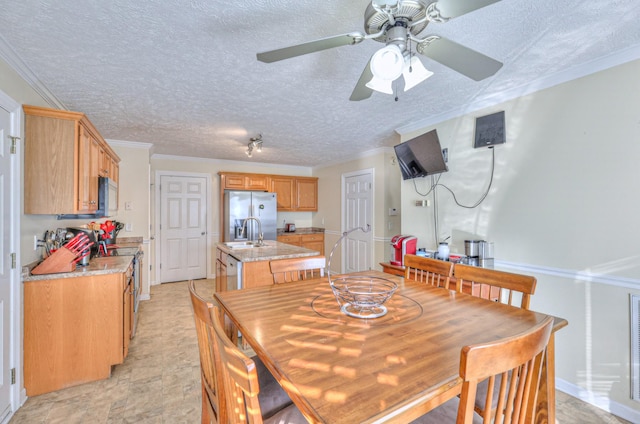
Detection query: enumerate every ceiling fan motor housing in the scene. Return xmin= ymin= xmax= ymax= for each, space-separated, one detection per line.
xmin=364 ymin=0 xmax=430 ymax=42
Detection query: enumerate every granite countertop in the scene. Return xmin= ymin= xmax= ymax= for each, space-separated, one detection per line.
xmin=276 ymin=227 xmax=325 ymax=236
xmin=217 ymin=240 xmax=321 ymax=262
xmin=23 ymin=239 xmax=143 ymax=282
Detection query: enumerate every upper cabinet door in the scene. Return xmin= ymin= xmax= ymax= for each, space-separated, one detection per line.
xmin=271 ymin=177 xmax=295 ymax=211
xmin=296 ymin=178 xmax=318 ymax=211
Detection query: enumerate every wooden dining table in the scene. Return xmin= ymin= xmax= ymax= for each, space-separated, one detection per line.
xmin=214 ymin=270 xmax=567 ymax=424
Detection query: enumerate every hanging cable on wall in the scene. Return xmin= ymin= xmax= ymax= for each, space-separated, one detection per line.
xmin=411 ymin=146 xmax=495 ymax=209
xmin=438 ymin=147 xmax=495 ymax=209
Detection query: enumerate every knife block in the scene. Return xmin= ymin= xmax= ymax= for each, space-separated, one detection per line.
xmin=31 ymin=247 xmax=77 ymax=275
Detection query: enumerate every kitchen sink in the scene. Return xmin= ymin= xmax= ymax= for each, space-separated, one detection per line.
xmin=223 ymin=241 xmax=259 ymax=249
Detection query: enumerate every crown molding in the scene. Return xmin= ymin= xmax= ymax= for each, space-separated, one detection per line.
xmin=313 ymin=146 xmax=395 ymax=171
xmin=151 ymin=153 xmax=312 ymax=172
xmin=0 ymin=33 xmax=65 ymax=109
xmin=106 ymin=139 xmax=153 ymax=150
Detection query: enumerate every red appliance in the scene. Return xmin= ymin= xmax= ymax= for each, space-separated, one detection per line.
xmin=390 ymin=235 xmax=417 ymax=266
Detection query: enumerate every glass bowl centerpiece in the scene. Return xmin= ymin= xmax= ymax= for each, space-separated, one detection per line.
xmin=327 ymin=225 xmax=397 ymax=318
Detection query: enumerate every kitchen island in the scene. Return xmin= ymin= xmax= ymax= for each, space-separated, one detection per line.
xmin=215 ymin=240 xmax=322 ymax=292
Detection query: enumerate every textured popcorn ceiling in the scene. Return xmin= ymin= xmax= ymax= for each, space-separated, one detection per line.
xmin=1 ymin=0 xmax=639 ymax=167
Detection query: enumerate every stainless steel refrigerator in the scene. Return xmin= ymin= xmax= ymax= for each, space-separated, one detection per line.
xmin=223 ymin=191 xmax=278 ymax=242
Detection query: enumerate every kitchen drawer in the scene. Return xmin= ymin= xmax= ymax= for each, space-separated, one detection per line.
xmin=300 ymin=233 xmax=323 ymax=242
xmin=278 ymin=235 xmax=301 ymax=246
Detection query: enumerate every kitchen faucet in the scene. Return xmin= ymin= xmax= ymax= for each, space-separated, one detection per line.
xmin=240 ymin=216 xmax=264 ymax=246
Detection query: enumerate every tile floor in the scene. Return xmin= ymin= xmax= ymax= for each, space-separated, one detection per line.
xmin=10 ymin=279 xmax=631 ymax=423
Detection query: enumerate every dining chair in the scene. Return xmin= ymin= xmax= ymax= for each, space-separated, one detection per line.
xmin=210 ymin=304 xmax=308 ymax=424
xmin=412 ymin=315 xmax=554 ymax=424
xmin=404 ymin=254 xmax=454 ymax=290
xmin=269 ymin=255 xmax=326 ymax=284
xmin=453 ymin=263 xmax=537 ymax=309
xmin=188 ymin=281 xmax=295 ymax=423
xmin=452 ymin=264 xmax=538 ymax=418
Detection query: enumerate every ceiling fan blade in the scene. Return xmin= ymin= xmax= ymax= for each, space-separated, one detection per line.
xmin=435 ymin=0 xmax=502 ymax=19
xmin=349 ymin=59 xmax=374 ymax=101
xmin=257 ymin=33 xmax=364 ymax=63
xmin=417 ymin=37 xmax=502 ymax=81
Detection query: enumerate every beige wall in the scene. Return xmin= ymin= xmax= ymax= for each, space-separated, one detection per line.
xmin=313 ymin=149 xmax=402 ymax=273
xmin=0 ymin=57 xmax=65 ymax=264
xmin=400 ymin=59 xmax=640 ymax=417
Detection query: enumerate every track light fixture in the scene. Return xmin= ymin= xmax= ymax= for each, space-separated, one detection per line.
xmin=246 ymin=134 xmax=263 ymax=158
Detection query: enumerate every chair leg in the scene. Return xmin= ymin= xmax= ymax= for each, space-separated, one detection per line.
xmin=201 ymin=380 xmax=210 ymax=424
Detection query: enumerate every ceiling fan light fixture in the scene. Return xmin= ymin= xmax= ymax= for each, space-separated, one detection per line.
xmin=370 ymin=45 xmax=404 ymax=81
xmin=403 ymin=56 xmax=433 ymax=91
xmin=365 ymin=75 xmax=394 ymax=94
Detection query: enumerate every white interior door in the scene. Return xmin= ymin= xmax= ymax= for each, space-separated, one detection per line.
xmin=159 ymin=175 xmax=207 ymax=283
xmin=0 ymin=93 xmax=19 ymax=421
xmin=342 ymin=170 xmax=373 ymax=273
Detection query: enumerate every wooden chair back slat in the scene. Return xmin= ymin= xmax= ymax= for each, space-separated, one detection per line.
xmin=458 ymin=316 xmax=554 ymax=423
xmin=404 ymin=255 xmax=454 ymax=290
xmin=270 ymin=256 xmax=326 ymax=284
xmin=453 ymin=263 xmax=537 ymax=309
xmin=210 ymin=305 xmax=265 ymax=424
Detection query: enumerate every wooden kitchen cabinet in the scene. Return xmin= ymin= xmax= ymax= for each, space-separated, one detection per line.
xmin=277 ymin=232 xmax=325 ymax=255
xmin=277 ymin=234 xmax=302 ymax=246
xmin=295 ymin=177 xmax=318 ymax=211
xmin=301 ymin=233 xmax=324 ymax=255
xmin=220 ymin=172 xmax=269 ymax=191
xmin=23 ymin=105 xmax=120 ymax=215
xmin=270 ymin=175 xmax=318 ymax=211
xmin=24 ymin=270 xmax=131 ymax=396
xmin=270 ymin=176 xmax=295 ymax=210
xmin=77 ymin=125 xmax=101 ymax=212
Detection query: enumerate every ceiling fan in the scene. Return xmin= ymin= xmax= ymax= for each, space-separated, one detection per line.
xmin=257 ymin=0 xmax=503 ymax=101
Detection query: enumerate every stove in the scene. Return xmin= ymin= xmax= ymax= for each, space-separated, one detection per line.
xmin=103 ymin=245 xmax=143 ymax=336
xmin=106 ymin=246 xmax=140 ymax=256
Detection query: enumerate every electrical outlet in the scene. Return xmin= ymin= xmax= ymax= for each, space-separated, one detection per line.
xmin=125 ymin=223 xmax=133 ymax=232
xmin=124 ymin=201 xmax=132 ymax=211
xmin=34 ymin=235 xmax=38 ymax=250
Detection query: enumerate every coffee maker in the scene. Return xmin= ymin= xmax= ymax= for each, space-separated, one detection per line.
xmin=464 ymin=240 xmax=494 ymax=267
xmin=390 ymin=235 xmax=417 ymax=266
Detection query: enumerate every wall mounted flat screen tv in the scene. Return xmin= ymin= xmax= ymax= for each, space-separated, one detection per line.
xmin=394 ymin=129 xmax=448 ymax=180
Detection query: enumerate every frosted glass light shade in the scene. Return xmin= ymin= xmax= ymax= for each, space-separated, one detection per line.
xmin=403 ymin=56 xmax=433 ymax=91
xmin=370 ymin=45 xmax=404 ymax=81
xmin=366 ymin=76 xmax=394 ymax=94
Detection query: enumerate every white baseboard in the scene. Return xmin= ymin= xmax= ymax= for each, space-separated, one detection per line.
xmin=139 ymin=294 xmax=151 ymax=301
xmin=556 ymin=378 xmax=640 ymax=423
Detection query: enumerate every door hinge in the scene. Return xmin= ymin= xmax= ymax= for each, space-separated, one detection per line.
xmin=10 ymin=253 xmax=16 ymax=269
xmin=9 ymin=136 xmax=20 ymax=154
xmin=10 ymin=368 xmax=15 ymax=385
